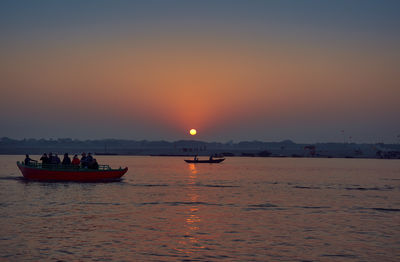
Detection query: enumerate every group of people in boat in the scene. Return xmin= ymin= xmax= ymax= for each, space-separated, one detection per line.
xmin=193 ymin=154 xmax=221 ymax=161
xmin=25 ymin=152 xmax=99 ymax=169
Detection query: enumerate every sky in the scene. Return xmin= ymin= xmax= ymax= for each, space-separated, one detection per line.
xmin=1 ymin=0 xmax=399 ymax=143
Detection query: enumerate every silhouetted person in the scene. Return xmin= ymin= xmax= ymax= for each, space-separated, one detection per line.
xmin=55 ymin=154 xmax=61 ymax=165
xmin=62 ymin=153 xmax=71 ymax=165
xmin=209 ymin=155 xmax=214 ymax=161
xmin=81 ymin=152 xmax=88 ymax=168
xmin=89 ymin=158 xmax=99 ymax=169
xmin=40 ymin=153 xmax=49 ymax=165
xmin=194 ymin=155 xmax=198 ymax=161
xmin=24 ymin=154 xmax=37 ymax=165
xmin=48 ymin=153 xmax=53 ymax=163
xmin=87 ymin=153 xmax=93 ymax=163
xmin=49 ymin=153 xmax=58 ymax=164
xmin=72 ymin=154 xmax=80 ymax=166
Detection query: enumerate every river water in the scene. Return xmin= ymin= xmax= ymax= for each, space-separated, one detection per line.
xmin=0 ymin=155 xmax=399 ymax=261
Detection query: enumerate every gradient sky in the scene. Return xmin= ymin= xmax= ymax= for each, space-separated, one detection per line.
xmin=1 ymin=0 xmax=399 ymax=143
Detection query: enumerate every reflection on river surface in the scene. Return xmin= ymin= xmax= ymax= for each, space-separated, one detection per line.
xmin=0 ymin=155 xmax=399 ymax=261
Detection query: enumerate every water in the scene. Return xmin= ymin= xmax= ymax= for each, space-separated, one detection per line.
xmin=0 ymin=155 xmax=399 ymax=261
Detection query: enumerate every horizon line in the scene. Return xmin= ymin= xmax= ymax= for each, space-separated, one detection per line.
xmin=0 ymin=136 xmax=397 ymax=145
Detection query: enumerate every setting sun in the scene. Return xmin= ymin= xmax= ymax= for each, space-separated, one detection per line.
xmin=189 ymin=129 xmax=197 ymax=136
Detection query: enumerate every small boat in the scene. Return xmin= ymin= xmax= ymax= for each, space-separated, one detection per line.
xmin=17 ymin=162 xmax=128 ymax=182
xmin=184 ymin=158 xmax=225 ymax=164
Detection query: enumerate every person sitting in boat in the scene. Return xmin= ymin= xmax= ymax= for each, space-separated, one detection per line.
xmin=88 ymin=158 xmax=99 ymax=169
xmin=62 ymin=153 xmax=71 ymax=165
xmin=48 ymin=153 xmax=55 ymax=164
xmin=54 ymin=154 xmax=61 ymax=165
xmin=40 ymin=153 xmax=49 ymax=165
xmin=24 ymin=154 xmax=37 ymax=165
xmin=72 ymin=154 xmax=80 ymax=166
xmin=81 ymin=152 xmax=88 ymax=168
xmin=87 ymin=153 xmax=93 ymax=163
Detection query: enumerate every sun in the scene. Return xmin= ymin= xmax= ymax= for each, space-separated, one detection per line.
xmin=189 ymin=129 xmax=197 ymax=136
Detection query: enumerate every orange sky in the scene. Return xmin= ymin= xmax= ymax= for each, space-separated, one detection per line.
xmin=1 ymin=1 xmax=399 ymax=142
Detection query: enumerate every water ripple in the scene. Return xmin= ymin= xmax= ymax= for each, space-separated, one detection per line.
xmin=130 ymin=183 xmax=169 ymax=187
xmin=244 ymin=203 xmax=285 ymax=211
xmin=352 ymin=207 xmax=400 ymax=213
xmin=296 ymin=206 xmax=331 ymax=209
xmin=371 ymin=208 xmax=400 ymax=212
xmin=195 ymin=183 xmax=239 ymax=188
xmin=293 ymin=186 xmax=321 ymax=189
xmin=345 ymin=186 xmax=393 ymax=191
xmin=137 ymin=201 xmax=235 ymax=207
xmin=322 ymin=254 xmax=357 ymax=258
xmin=0 ymin=176 xmax=25 ymax=181
xmin=249 ymin=203 xmax=278 ymax=208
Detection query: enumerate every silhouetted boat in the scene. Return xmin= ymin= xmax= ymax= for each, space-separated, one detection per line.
xmin=184 ymin=158 xmax=225 ymax=163
xmin=17 ymin=162 xmax=128 ymax=182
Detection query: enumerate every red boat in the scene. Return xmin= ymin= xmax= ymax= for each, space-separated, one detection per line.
xmin=17 ymin=162 xmax=128 ymax=182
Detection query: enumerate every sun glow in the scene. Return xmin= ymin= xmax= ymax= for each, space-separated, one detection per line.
xmin=189 ymin=129 xmax=197 ymax=136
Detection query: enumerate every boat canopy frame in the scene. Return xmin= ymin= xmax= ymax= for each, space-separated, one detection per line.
xmin=17 ymin=161 xmax=118 ymax=171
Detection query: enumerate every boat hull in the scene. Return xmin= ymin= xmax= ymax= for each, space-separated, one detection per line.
xmin=184 ymin=158 xmax=225 ymax=163
xmin=17 ymin=163 xmax=128 ymax=182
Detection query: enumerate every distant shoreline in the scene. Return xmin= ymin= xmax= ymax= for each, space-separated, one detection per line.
xmin=4 ymin=153 xmax=400 ymax=160
xmin=1 ymin=137 xmax=399 ymax=159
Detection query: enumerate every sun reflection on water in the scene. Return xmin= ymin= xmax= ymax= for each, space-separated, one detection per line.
xmin=176 ymin=163 xmax=206 ymax=253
